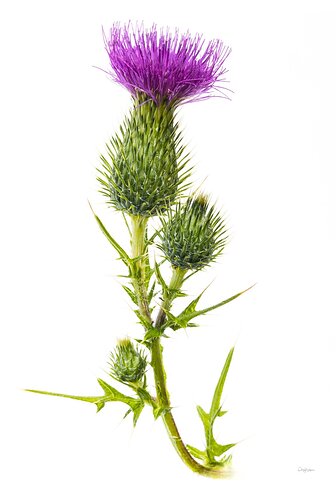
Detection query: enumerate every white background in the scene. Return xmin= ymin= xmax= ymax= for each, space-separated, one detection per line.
xmin=1 ymin=0 xmax=336 ymax=498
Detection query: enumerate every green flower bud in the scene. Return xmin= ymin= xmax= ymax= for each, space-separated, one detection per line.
xmin=109 ymin=338 xmax=147 ymax=384
xmin=158 ymin=194 xmax=228 ymax=270
xmin=98 ymin=93 xmax=191 ymax=217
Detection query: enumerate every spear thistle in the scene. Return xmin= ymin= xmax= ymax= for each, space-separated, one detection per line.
xmin=26 ymin=23 xmax=253 ymax=479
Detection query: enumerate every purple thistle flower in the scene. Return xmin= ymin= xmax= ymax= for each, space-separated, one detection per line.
xmin=104 ymin=22 xmax=231 ymax=106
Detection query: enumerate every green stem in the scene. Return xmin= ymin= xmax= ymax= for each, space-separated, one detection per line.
xmin=129 ymin=225 xmax=225 ymax=477
xmin=130 ymin=215 xmax=151 ymax=324
xmin=151 ymin=267 xmax=225 ymax=478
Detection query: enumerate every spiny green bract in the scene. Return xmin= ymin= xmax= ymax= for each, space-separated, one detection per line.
xmin=158 ymin=194 xmax=228 ymax=270
xmin=97 ymin=93 xmax=191 ymax=217
xmin=109 ymin=338 xmax=147 ymax=383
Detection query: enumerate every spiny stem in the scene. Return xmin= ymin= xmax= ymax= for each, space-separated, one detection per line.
xmin=151 ymin=335 xmax=225 ymax=478
xmin=151 ymin=267 xmax=226 ymax=477
xmin=130 ymin=223 xmax=226 ymax=477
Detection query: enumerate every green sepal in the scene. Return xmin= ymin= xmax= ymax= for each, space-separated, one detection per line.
xmin=188 ymin=348 xmax=237 ymax=467
xmin=25 ymin=378 xmax=144 ymax=426
xmin=89 ymin=204 xmax=131 ymax=267
xmin=166 ymin=285 xmax=254 ymax=331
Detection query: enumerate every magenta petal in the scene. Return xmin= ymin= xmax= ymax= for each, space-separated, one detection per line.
xmin=104 ymin=22 xmax=231 ymax=105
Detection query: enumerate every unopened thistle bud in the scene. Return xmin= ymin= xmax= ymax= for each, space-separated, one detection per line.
xmin=109 ymin=338 xmax=147 ymax=384
xmin=159 ymin=195 xmax=228 ymax=271
xmin=97 ymin=93 xmax=191 ymax=217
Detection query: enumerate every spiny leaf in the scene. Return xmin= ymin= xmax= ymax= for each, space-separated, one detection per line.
xmin=196 ymin=405 xmax=210 ymax=433
xmin=26 ymin=378 xmax=144 ymax=426
xmin=136 ymin=387 xmax=155 ymax=407
xmin=122 ymin=285 xmax=138 ymax=305
xmin=154 ymin=260 xmax=169 ymax=295
xmin=134 ymin=309 xmax=152 ymax=329
xmin=132 ymin=401 xmax=145 ymax=425
xmin=25 ymin=388 xmax=109 ymax=412
xmin=88 ymin=203 xmax=131 ymax=267
xmin=182 ymin=285 xmax=211 ymax=315
xmin=216 ymin=408 xmax=228 ymax=418
xmin=186 ymin=445 xmax=208 ymax=461
xmin=166 ymin=285 xmax=255 ymax=331
xmin=143 ymin=327 xmax=164 ymax=342
xmin=147 ymin=279 xmax=157 ymax=303
xmin=211 ymin=441 xmax=236 ymax=457
xmin=153 ymin=406 xmax=172 ymax=420
xmin=189 ymin=348 xmax=236 ymax=466
xmin=209 ymin=348 xmax=234 ymax=421
xmin=194 ymin=285 xmax=255 ymax=321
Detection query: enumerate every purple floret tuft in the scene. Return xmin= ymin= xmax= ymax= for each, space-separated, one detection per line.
xmin=104 ymin=22 xmax=232 ymax=105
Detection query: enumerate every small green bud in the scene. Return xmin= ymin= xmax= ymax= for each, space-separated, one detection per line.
xmin=158 ymin=194 xmax=228 ymax=270
xmin=98 ymin=93 xmax=191 ymax=217
xmin=109 ymin=338 xmax=147 ymax=384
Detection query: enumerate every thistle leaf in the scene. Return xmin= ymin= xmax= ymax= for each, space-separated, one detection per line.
xmin=122 ymin=285 xmax=138 ymax=304
xmin=211 ymin=441 xmax=236 ymax=457
xmin=88 ymin=203 xmax=131 ymax=267
xmin=134 ymin=309 xmax=153 ymax=329
xmin=153 ymin=406 xmax=172 ymax=420
xmin=209 ymin=348 xmax=234 ymax=422
xmin=147 ymin=279 xmax=157 ymax=303
xmin=188 ymin=348 xmax=236 ymax=467
xmin=186 ymin=445 xmax=208 ymax=461
xmin=26 ymin=378 xmax=144 ymax=426
xmin=154 ymin=260 xmax=169 ymax=296
xmin=143 ymin=327 xmax=164 ymax=342
xmin=196 ymin=405 xmax=210 ymax=432
xmin=166 ymin=285 xmax=254 ymax=331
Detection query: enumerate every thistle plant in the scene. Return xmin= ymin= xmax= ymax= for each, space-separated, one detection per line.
xmin=26 ymin=23 xmax=253 ymax=478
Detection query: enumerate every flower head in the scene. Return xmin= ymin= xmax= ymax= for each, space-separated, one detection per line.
xmin=109 ymin=338 xmax=147 ymax=384
xmin=104 ymin=23 xmax=231 ymax=106
xmin=158 ymin=194 xmax=228 ymax=270
xmin=98 ymin=95 xmax=191 ymax=217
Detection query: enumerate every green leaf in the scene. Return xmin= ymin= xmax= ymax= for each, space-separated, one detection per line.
xmin=147 ymin=280 xmax=157 ymax=303
xmin=134 ymin=309 xmax=152 ymax=329
xmin=154 ymin=260 xmax=169 ymax=296
xmin=166 ymin=285 xmax=255 ymax=331
xmin=131 ymin=401 xmax=145 ymax=426
xmin=153 ymin=406 xmax=171 ymax=420
xmin=209 ymin=348 xmax=234 ymax=422
xmin=143 ymin=327 xmax=164 ymax=342
xmin=186 ymin=445 xmax=208 ymax=461
xmin=211 ymin=442 xmax=236 ymax=457
xmin=122 ymin=285 xmax=138 ymax=305
xmin=136 ymin=387 xmax=155 ymax=408
xmin=216 ymin=408 xmax=228 ymax=418
xmin=88 ymin=203 xmax=131 ymax=267
xmin=188 ymin=348 xmax=237 ymax=467
xmin=26 ymin=378 xmax=144 ymax=426
xmin=196 ymin=405 xmax=210 ymax=433
xmin=195 ymin=285 xmax=255 ymax=320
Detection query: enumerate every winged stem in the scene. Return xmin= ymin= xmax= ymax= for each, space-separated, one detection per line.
xmin=130 ymin=222 xmax=225 ymax=477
